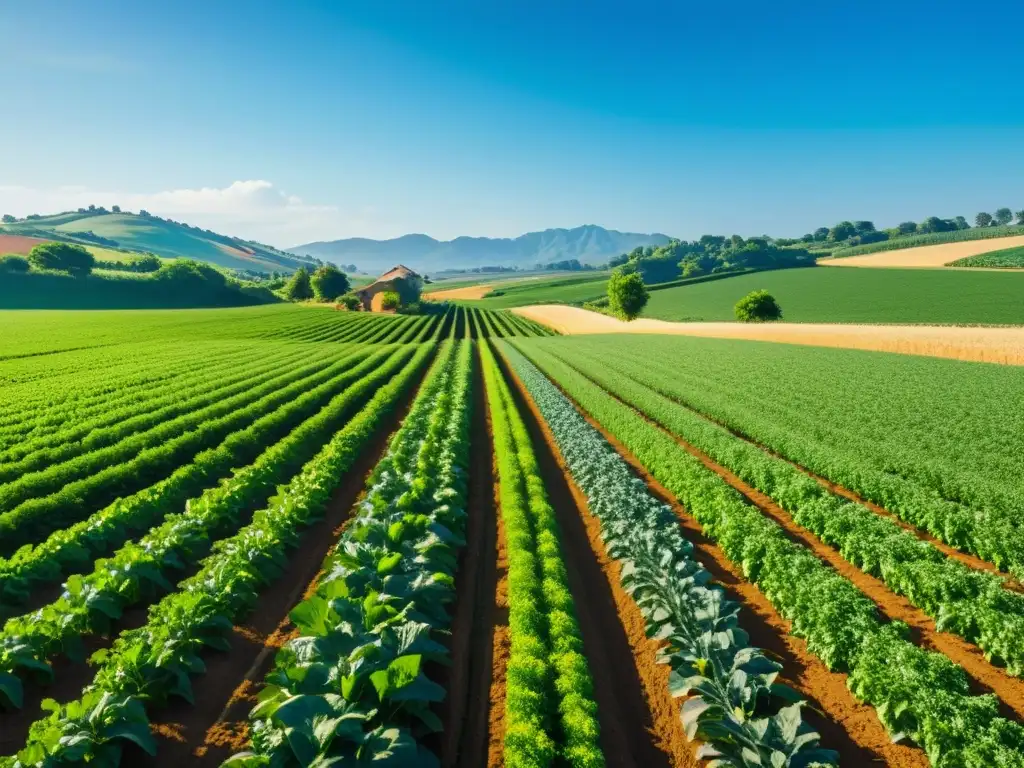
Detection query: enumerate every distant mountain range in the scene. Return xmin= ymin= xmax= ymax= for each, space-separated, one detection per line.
xmin=291 ymin=225 xmax=672 ymax=274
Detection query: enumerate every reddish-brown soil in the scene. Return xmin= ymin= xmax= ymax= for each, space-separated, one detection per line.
xmin=0 ymin=234 xmax=50 ymax=255
xmin=518 ymin=360 xmax=933 ymax=766
xmin=438 ymin=349 xmax=502 ymax=768
xmin=582 ymin=377 xmax=1024 ymax=724
xmin=500 ymin=357 xmax=687 ymax=768
xmin=139 ymin=377 xmax=426 ymax=767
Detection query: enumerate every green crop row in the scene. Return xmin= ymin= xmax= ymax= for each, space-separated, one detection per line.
xmin=510 ymin=340 xmax=1024 ymax=768
xmin=0 ymin=343 xmax=321 ymax=482
xmin=0 ymin=342 xmax=435 ymax=767
xmin=830 ymin=225 xmax=1024 ymax=258
xmin=229 ymin=340 xmax=471 ymax=766
xmin=482 ymin=340 xmax=603 ymax=768
xmin=949 ymin=246 xmax=1024 ymax=269
xmin=0 ymin=345 xmax=421 ymax=711
xmin=0 ymin=349 xmax=392 ymax=616
xmin=539 ymin=335 xmax=1024 ymax=579
xmin=544 ymin=347 xmax=1024 ymax=677
xmin=0 ymin=344 xmax=382 ymax=552
xmin=498 ymin=340 xmax=838 ymax=767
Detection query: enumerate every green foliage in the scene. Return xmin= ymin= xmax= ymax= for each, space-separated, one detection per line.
xmin=380 ymin=290 xmax=401 ymax=310
xmin=976 ymin=212 xmax=994 ymax=228
xmin=949 ymin=245 xmax=1024 ymax=269
xmin=994 ymin=208 xmax=1013 ymax=226
xmin=606 ymin=270 xmax=648 ymax=320
xmin=641 ymin=266 xmax=1024 ymax=324
xmin=511 ymin=338 xmax=1024 ymax=767
xmin=1 ymin=214 xmax=14 ymax=223
xmin=336 ymin=293 xmax=361 ymax=310
xmin=828 ymin=221 xmax=856 ymax=241
xmin=28 ymin=242 xmax=95 ymax=277
xmin=310 ymin=263 xmax=350 ymax=300
xmin=0 ymin=255 xmax=29 ymax=274
xmin=284 ymin=267 xmax=314 ymax=301
xmin=734 ymin=289 xmax=782 ymax=322
xmin=154 ymin=258 xmax=226 ymax=287
xmin=391 ymin=275 xmax=422 ymax=305
xmin=481 ymin=341 xmax=604 ymax=767
xmin=500 ymin=342 xmax=837 ymax=767
xmin=831 ymin=223 xmax=1024 ymax=259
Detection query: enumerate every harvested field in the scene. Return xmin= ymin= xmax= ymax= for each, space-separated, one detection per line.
xmin=0 ymin=234 xmax=50 ymax=255
xmin=820 ymin=234 xmax=1024 ymax=268
xmin=424 ymin=283 xmax=495 ymax=300
xmin=512 ymin=304 xmax=1024 ymax=365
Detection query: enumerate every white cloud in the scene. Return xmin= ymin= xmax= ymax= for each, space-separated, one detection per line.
xmin=0 ymin=180 xmax=366 ymax=247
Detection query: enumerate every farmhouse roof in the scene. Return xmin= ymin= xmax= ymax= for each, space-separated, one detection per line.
xmin=376 ymin=264 xmax=419 ymax=282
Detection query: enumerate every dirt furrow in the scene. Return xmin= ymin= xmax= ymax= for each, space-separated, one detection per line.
xmin=576 ymin=371 xmax=1024 ymax=724
xmin=440 ymin=345 xmax=500 ymax=768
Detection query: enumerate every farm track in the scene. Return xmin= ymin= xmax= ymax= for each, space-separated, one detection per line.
xmin=524 ymin=365 xmax=930 ymax=767
xmin=144 ymin=373 xmax=426 ymax=766
xmin=570 ymin=368 xmax=1024 ymax=724
xmin=500 ymin=355 xmax=682 ymax=768
xmin=440 ymin=346 xmax=499 ymax=768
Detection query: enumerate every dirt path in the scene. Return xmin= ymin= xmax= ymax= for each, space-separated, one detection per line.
xmin=581 ymin=374 xmax=1024 ymax=724
xmin=425 ymin=284 xmax=495 ymax=301
xmin=512 ymin=305 xmax=1024 ymax=366
xmin=516 ymin=353 xmax=924 ymax=765
xmin=441 ymin=347 xmax=501 ymax=768
xmin=500 ymin=355 xmax=682 ymax=768
xmin=143 ymin=377 xmax=426 ymax=767
xmin=818 ymin=234 xmax=1024 ymax=269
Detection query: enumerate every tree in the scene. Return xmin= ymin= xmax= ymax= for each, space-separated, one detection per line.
xmin=380 ymin=291 xmax=401 ymax=310
xmin=735 ymin=290 xmax=782 ymax=322
xmin=897 ymin=221 xmax=918 ymax=235
xmin=853 ymin=221 xmax=876 ymax=235
xmin=975 ymin=212 xmax=994 ymax=228
xmin=284 ymin=267 xmax=314 ymax=300
xmin=1016 ymin=210 xmax=1024 ymax=225
xmin=828 ymin=221 xmax=857 ymax=241
xmin=1 ymin=214 xmax=14 ymax=223
xmin=337 ymin=294 xmax=361 ymax=311
xmin=111 ymin=205 xmax=121 ymax=214
xmin=27 ymin=242 xmax=95 ymax=277
xmin=919 ymin=216 xmax=954 ymax=234
xmin=0 ymin=255 xmax=30 ymax=273
xmin=812 ymin=227 xmax=830 ymax=242
xmin=154 ymin=259 xmax=228 ymax=288
xmin=607 ymin=269 xmax=648 ymax=320
xmin=310 ymin=263 xmax=350 ymax=301
xmin=954 ymin=216 xmax=970 ymax=230
xmin=994 ymin=208 xmax=1013 ymax=226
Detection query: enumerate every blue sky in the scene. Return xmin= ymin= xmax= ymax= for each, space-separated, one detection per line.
xmin=1 ymin=0 xmax=1022 ymax=246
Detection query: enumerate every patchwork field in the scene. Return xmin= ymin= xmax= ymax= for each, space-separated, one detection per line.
xmin=820 ymin=233 xmax=1024 ymax=269
xmin=1 ymin=304 xmax=1022 ymax=768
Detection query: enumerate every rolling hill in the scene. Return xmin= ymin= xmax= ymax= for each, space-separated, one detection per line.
xmin=291 ymin=224 xmax=672 ymax=273
xmin=1 ymin=210 xmax=318 ymax=274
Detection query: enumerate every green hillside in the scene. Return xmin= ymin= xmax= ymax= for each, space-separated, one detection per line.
xmin=640 ymin=266 xmax=1024 ymax=325
xmin=1 ymin=210 xmax=317 ymax=274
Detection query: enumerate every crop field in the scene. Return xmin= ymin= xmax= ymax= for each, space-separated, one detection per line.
xmin=639 ymin=266 xmax=1024 ymax=324
xmin=950 ymin=245 xmax=1024 ymax=269
xmin=2 ymin=304 xmax=1023 ymax=768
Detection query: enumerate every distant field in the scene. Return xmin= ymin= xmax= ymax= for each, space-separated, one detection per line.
xmin=0 ymin=234 xmax=49 ymax=255
xmin=472 ymin=273 xmax=609 ymax=308
xmin=949 ymin=245 xmax=1024 ymax=269
xmin=821 ymin=234 xmax=1024 ymax=269
xmin=830 ymin=224 xmax=1024 ymax=259
xmin=640 ymin=266 xmax=1024 ymax=324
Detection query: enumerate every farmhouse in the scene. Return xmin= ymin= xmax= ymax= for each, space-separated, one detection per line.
xmin=355 ymin=264 xmax=424 ymax=311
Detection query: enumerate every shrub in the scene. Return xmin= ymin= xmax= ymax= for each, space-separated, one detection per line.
xmin=607 ymin=269 xmax=648 ymax=320
xmin=284 ymin=267 xmax=314 ymax=301
xmin=154 ymin=259 xmax=227 ymax=288
xmin=380 ymin=290 xmax=401 ymax=310
xmin=0 ymin=254 xmax=30 ymax=273
xmin=310 ymin=263 xmax=350 ymax=301
xmin=28 ymin=242 xmax=95 ymax=277
xmin=734 ymin=290 xmax=782 ymax=322
xmin=336 ymin=293 xmax=361 ymax=311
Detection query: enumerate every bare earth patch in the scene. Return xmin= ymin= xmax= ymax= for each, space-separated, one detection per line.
xmin=512 ymin=305 xmax=1024 ymax=366
xmin=424 ymin=284 xmax=494 ymax=300
xmin=0 ymin=234 xmax=50 ymax=255
xmin=819 ymin=235 xmax=1024 ymax=269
